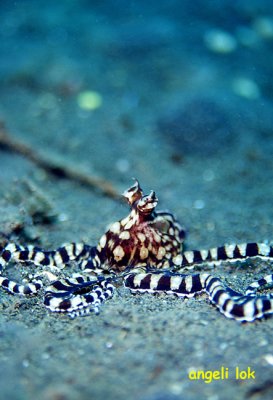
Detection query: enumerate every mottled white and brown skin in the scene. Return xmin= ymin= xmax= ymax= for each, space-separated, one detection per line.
xmin=97 ymin=180 xmax=184 ymax=272
xmin=0 ymin=180 xmax=273 ymax=321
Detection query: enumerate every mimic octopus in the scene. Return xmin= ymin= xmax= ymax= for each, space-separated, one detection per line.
xmin=0 ymin=180 xmax=273 ymax=321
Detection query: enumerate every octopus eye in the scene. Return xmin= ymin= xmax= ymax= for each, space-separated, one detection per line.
xmin=123 ymin=179 xmax=143 ymax=206
xmin=137 ymin=191 xmax=158 ymax=215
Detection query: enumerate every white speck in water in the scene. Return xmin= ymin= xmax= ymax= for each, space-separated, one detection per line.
xmin=204 ymin=29 xmax=237 ymax=53
xmin=22 ymin=359 xmax=29 ymax=368
xmin=58 ymin=213 xmax=69 ymax=222
xmin=169 ymin=383 xmax=183 ymax=395
xmin=232 ymin=77 xmax=260 ymax=99
xmin=193 ymin=199 xmax=205 ymax=210
xmin=115 ymin=158 xmax=130 ymax=173
xmin=263 ymin=354 xmax=273 ymax=365
xmin=208 ymin=396 xmax=219 ymax=400
xmin=77 ymin=91 xmax=102 ymax=110
xmin=106 ymin=342 xmax=113 ymax=349
xmin=220 ymin=342 xmax=228 ymax=350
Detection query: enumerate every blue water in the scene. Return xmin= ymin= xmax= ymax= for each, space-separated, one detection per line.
xmin=1 ymin=1 xmax=273 ymax=166
xmin=1 ymin=2 xmax=273 ymax=400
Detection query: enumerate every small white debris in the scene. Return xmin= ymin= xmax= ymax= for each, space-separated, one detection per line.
xmin=263 ymin=354 xmax=273 ymax=365
xmin=77 ymin=91 xmax=102 ymax=110
xmin=204 ymin=29 xmax=237 ymax=53
xmin=259 ymin=339 xmax=268 ymax=346
xmin=22 ymin=359 xmax=30 ymax=368
xmin=232 ymin=77 xmax=260 ymax=99
xmin=58 ymin=213 xmax=69 ymax=222
xmin=41 ymin=353 xmax=50 ymax=360
xmin=208 ymin=396 xmax=219 ymax=400
xmin=169 ymin=382 xmax=183 ymax=395
xmin=115 ymin=158 xmax=130 ymax=173
xmin=193 ymin=199 xmax=205 ymax=210
xmin=220 ymin=342 xmax=228 ymax=350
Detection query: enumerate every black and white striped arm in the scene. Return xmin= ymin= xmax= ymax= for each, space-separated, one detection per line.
xmin=124 ymin=271 xmax=273 ymax=322
xmin=0 ymin=242 xmax=95 ymax=269
xmin=0 ymin=275 xmax=42 ymax=295
xmin=170 ymin=242 xmax=273 ymax=269
xmin=44 ymin=276 xmax=115 ymax=317
xmin=0 ymin=242 xmax=98 ymax=296
xmin=246 ymin=274 xmax=273 ymax=296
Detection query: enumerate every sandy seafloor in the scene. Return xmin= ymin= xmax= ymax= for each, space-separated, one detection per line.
xmin=1 ymin=1 xmax=273 ymax=399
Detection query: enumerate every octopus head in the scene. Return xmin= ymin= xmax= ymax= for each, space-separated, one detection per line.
xmin=97 ymin=180 xmax=185 ymax=272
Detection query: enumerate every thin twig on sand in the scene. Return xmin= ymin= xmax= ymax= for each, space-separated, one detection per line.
xmin=0 ymin=123 xmax=122 ymax=200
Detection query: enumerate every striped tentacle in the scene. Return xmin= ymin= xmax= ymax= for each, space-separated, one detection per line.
xmin=246 ymin=274 xmax=273 ymax=296
xmin=79 ymin=247 xmax=104 ymax=274
xmin=124 ymin=271 xmax=206 ymax=297
xmin=204 ymin=274 xmax=273 ymax=321
xmin=44 ymin=276 xmax=115 ymax=317
xmin=124 ymin=271 xmax=273 ymax=321
xmin=0 ymin=242 xmax=96 ymax=296
xmin=0 ymin=242 xmax=94 ymax=270
xmin=170 ymin=242 xmax=273 ymax=270
xmin=0 ymin=275 xmax=42 ymax=295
